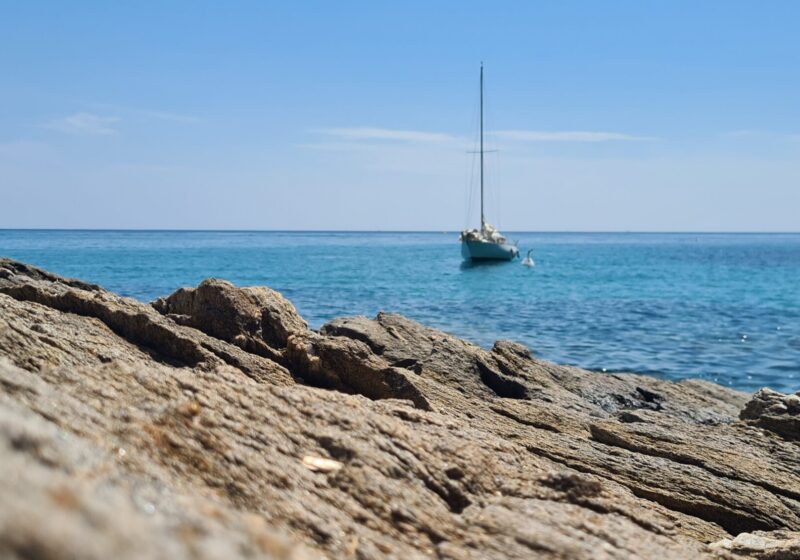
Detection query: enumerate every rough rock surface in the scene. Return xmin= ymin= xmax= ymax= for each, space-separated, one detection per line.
xmin=152 ymin=278 xmax=307 ymax=359
xmin=709 ymin=530 xmax=800 ymax=559
xmin=0 ymin=260 xmax=292 ymax=386
xmin=1 ymin=257 xmax=799 ymax=559
xmin=740 ymin=388 xmax=800 ymax=441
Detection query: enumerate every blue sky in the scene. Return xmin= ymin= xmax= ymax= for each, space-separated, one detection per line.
xmin=1 ymin=1 xmax=798 ymax=230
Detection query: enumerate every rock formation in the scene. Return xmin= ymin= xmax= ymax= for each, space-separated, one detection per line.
xmin=740 ymin=388 xmax=800 ymax=441
xmin=0 ymin=257 xmax=798 ymax=559
xmin=151 ymin=278 xmax=307 ymax=363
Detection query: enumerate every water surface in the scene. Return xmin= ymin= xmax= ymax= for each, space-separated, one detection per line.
xmin=2 ymin=230 xmax=798 ymax=393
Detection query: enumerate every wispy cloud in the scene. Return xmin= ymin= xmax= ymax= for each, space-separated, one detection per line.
xmin=722 ymin=129 xmax=800 ymax=142
xmin=133 ymin=109 xmax=200 ymax=124
xmin=723 ymin=129 xmax=760 ymax=138
xmin=47 ymin=99 xmax=202 ymax=128
xmin=312 ymin=127 xmax=657 ymax=146
xmin=494 ymin=130 xmax=657 ymax=142
xmin=78 ymin=101 xmax=201 ymax=124
xmin=314 ymin=127 xmax=459 ymax=143
xmin=43 ymin=113 xmax=120 ymax=135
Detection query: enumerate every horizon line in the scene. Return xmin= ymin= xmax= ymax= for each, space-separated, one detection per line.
xmin=1 ymin=228 xmax=799 ymax=235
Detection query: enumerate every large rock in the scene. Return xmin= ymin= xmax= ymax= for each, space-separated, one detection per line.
xmin=740 ymin=388 xmax=800 ymax=441
xmin=0 ymin=259 xmax=293 ymax=385
xmin=152 ymin=279 xmax=307 ymax=352
xmin=1 ymin=258 xmax=799 ymax=559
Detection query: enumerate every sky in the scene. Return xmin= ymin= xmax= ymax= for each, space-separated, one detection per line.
xmin=1 ymin=1 xmax=798 ymax=231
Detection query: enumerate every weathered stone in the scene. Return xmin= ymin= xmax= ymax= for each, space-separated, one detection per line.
xmin=740 ymin=388 xmax=800 ymax=440
xmin=0 ymin=258 xmax=799 ymax=559
xmin=284 ymin=331 xmax=431 ymax=410
xmin=709 ymin=530 xmax=800 ymax=558
xmin=152 ymin=278 xmax=307 ymax=351
xmin=0 ymin=259 xmax=293 ymax=386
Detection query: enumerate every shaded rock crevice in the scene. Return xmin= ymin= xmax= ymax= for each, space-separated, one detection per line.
xmin=489 ymin=405 xmax=562 ymax=433
xmin=476 ymin=357 xmax=529 ymax=400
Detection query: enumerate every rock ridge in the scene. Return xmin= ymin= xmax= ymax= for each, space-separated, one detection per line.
xmin=0 ymin=257 xmax=798 ymax=559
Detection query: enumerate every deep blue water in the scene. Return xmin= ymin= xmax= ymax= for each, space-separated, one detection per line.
xmin=1 ymin=230 xmax=798 ymax=393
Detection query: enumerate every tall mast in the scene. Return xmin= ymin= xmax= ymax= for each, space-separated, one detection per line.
xmin=480 ymin=62 xmax=485 ymax=230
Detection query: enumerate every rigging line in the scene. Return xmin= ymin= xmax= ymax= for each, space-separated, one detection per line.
xmin=469 ymin=104 xmax=479 ymax=228
xmin=482 ymin=65 xmax=496 ymax=228
xmin=483 ymin=69 xmax=505 ymax=231
xmin=486 ymin=67 xmax=496 ymax=227
xmin=465 ymin=144 xmax=476 ymax=228
xmin=464 ymin=127 xmax=475 ymax=228
xmin=465 ymin=72 xmax=482 ymax=229
xmin=480 ymin=62 xmax=484 ymax=229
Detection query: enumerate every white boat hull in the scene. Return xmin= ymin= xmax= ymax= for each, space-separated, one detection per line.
xmin=461 ymin=239 xmax=519 ymax=261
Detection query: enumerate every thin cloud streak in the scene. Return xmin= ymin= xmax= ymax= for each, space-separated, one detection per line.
xmin=315 ymin=127 xmax=459 ymax=143
xmin=723 ymin=129 xmax=762 ymax=139
xmin=313 ymin=127 xmax=658 ymax=145
xmin=84 ymin=101 xmax=201 ymax=124
xmin=494 ymin=130 xmax=658 ymax=142
xmin=722 ymin=130 xmax=800 ymax=142
xmin=43 ymin=113 xmax=120 ymax=135
xmin=134 ymin=109 xmax=201 ymax=124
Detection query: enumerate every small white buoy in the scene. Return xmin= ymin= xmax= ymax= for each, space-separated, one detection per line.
xmin=522 ymin=249 xmax=535 ymax=268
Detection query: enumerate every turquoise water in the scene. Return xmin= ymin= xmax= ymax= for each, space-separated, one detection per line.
xmin=1 ymin=230 xmax=798 ymax=393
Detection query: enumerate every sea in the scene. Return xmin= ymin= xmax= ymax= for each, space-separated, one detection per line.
xmin=1 ymin=230 xmax=798 ymax=393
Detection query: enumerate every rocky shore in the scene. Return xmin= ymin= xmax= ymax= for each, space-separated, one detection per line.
xmin=0 ymin=258 xmax=798 ymax=559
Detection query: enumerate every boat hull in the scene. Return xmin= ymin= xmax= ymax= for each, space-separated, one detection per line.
xmin=461 ymin=240 xmax=519 ymax=261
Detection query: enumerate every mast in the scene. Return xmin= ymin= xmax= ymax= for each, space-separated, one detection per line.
xmin=480 ymin=62 xmax=485 ymax=230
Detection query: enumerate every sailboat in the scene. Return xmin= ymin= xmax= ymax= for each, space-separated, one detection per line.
xmin=460 ymin=63 xmax=519 ymax=262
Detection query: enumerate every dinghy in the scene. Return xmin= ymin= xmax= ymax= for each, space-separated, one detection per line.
xmin=522 ymin=250 xmax=535 ymax=267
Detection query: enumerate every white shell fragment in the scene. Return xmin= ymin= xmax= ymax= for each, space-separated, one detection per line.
xmin=302 ymin=455 xmax=343 ymax=473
